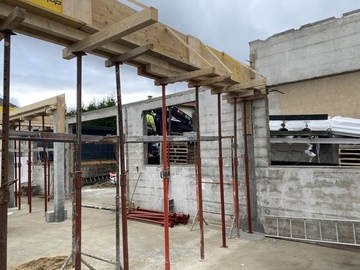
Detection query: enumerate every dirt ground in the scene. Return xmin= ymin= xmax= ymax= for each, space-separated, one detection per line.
xmin=14 ymin=256 xmax=71 ymax=270
xmin=7 ymin=185 xmax=360 ymax=270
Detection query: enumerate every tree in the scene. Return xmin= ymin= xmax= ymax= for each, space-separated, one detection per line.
xmin=67 ymin=94 xmax=117 ymax=131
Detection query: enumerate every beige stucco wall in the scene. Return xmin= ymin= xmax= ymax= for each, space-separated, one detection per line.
xmin=268 ymin=71 xmax=360 ymax=118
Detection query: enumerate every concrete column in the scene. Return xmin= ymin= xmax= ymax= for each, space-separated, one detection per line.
xmin=46 ymin=96 xmax=67 ymax=222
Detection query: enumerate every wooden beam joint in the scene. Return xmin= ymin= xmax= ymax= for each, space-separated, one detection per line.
xmin=63 ymin=7 xmax=158 ymax=60
xmin=154 ymin=67 xmax=216 ymax=86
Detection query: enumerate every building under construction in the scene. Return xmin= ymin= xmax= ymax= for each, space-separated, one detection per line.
xmin=1 ymin=1 xmax=360 ymax=270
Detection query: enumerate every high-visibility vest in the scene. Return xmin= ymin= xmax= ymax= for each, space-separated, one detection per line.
xmin=146 ymin=114 xmax=157 ymax=132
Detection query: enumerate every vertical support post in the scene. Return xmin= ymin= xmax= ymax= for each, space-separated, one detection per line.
xmin=27 ymin=120 xmax=32 ymax=213
xmin=243 ymin=101 xmax=253 ymax=233
xmin=42 ymin=115 xmax=48 ymax=213
xmin=18 ymin=121 xmax=22 ymax=210
xmin=115 ymin=62 xmax=129 ymax=270
xmin=0 ymin=30 xmax=12 ymax=270
xmin=233 ymin=99 xmax=240 ymax=238
xmin=114 ymin=137 xmax=121 ymax=270
xmin=217 ymin=93 xmax=227 ymax=248
xmin=47 ymin=152 xmax=50 ymax=202
xmin=195 ymin=86 xmax=205 ymax=261
xmin=161 ymin=84 xmax=170 ymax=270
xmin=73 ymin=52 xmax=84 ymax=270
xmin=14 ymin=127 xmax=17 ymax=208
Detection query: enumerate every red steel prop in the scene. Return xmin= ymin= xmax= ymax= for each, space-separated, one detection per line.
xmin=128 ymin=207 xmax=190 ymax=227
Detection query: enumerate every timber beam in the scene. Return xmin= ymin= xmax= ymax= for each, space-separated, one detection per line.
xmin=0 ymin=0 xmax=267 ymax=100
xmin=63 ymin=7 xmax=158 ymax=59
xmin=105 ymin=44 xmax=154 ymax=67
xmin=0 ymin=7 xmax=25 ymax=40
xmin=154 ymin=67 xmax=217 ymax=86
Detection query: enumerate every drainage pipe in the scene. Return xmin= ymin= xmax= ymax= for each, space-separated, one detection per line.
xmin=217 ymin=93 xmax=227 ymax=248
xmin=115 ymin=62 xmax=129 ymax=270
xmin=161 ymin=84 xmax=170 ymax=270
xmin=243 ymin=101 xmax=253 ymax=233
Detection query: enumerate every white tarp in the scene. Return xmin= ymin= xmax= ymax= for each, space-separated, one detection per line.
xmin=270 ymin=116 xmax=360 ymax=138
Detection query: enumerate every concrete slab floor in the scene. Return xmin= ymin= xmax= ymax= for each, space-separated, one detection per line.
xmin=6 ymin=186 xmax=360 ymax=270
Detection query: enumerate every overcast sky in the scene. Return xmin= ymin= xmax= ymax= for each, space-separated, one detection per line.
xmin=1 ymin=0 xmax=360 ymax=109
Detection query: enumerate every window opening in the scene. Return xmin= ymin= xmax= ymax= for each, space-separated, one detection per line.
xmin=144 ymin=103 xmax=195 ymax=165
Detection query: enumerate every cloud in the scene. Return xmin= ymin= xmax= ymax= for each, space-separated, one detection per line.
xmin=0 ymin=0 xmax=359 ymax=109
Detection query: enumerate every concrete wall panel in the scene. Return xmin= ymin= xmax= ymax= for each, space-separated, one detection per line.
xmin=250 ymin=11 xmax=360 ymax=86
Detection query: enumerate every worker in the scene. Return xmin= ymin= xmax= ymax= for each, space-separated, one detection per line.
xmin=109 ymin=172 xmax=116 ymax=184
xmin=146 ymin=110 xmax=157 ymax=135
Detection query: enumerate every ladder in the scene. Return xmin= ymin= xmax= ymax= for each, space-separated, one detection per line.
xmin=265 ymin=215 xmax=360 ymax=247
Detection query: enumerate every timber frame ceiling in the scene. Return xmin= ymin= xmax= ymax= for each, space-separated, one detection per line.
xmin=0 ymin=0 xmax=266 ymax=101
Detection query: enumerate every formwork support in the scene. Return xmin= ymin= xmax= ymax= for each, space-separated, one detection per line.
xmin=72 ymin=52 xmax=85 ymax=270
xmin=243 ymin=101 xmax=253 ymax=233
xmin=161 ymin=84 xmax=171 ymax=270
xmin=195 ymin=86 xmax=205 ymax=261
xmin=17 ymin=121 xmax=21 ymax=210
xmin=115 ymin=62 xmax=128 ymax=270
xmin=27 ymin=119 xmax=32 ymax=213
xmin=0 ymin=30 xmax=12 ymax=270
xmin=42 ymin=116 xmax=48 ymax=212
xmin=217 ymin=93 xmax=227 ymax=248
xmin=232 ymin=99 xmax=240 ymax=238
xmin=14 ymin=127 xmax=17 ymax=208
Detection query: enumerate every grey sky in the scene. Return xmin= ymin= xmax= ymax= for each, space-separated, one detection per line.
xmin=1 ymin=0 xmax=359 ymax=108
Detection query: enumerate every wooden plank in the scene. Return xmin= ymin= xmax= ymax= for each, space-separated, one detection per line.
xmin=92 ymin=0 xmax=192 ymax=69
xmin=105 ymin=44 xmax=154 ymax=67
xmin=224 ymin=87 xmax=266 ymax=102
xmin=167 ymin=28 xmax=211 ymax=69
xmin=188 ymin=75 xmax=232 ymax=88
xmin=1 ymin=0 xmax=85 ymax=28
xmin=62 ymin=0 xmax=92 ymax=24
xmin=187 ymin=34 xmax=232 ymax=77
xmin=0 ymin=0 xmax=262 ymax=92
xmin=63 ymin=7 xmax=158 ymax=59
xmin=155 ymin=67 xmax=216 ymax=86
xmin=0 ymin=7 xmax=26 ymax=40
xmin=9 ymin=94 xmax=65 ymax=122
xmin=145 ymin=64 xmax=180 ymax=78
xmin=127 ymin=0 xmax=147 ymax=9
xmin=225 ymin=78 xmax=267 ymax=92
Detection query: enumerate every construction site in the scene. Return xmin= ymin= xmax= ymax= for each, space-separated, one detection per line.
xmin=1 ymin=0 xmax=360 ymax=269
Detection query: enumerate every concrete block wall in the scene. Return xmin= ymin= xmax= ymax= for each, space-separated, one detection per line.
xmin=250 ymin=10 xmax=360 ymax=86
xmin=125 ymin=89 xmax=249 ymax=227
xmin=249 ymin=9 xmax=360 ymax=240
xmin=126 ymin=90 xmax=200 ymax=213
xmin=258 ymin=167 xmax=360 ymax=241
